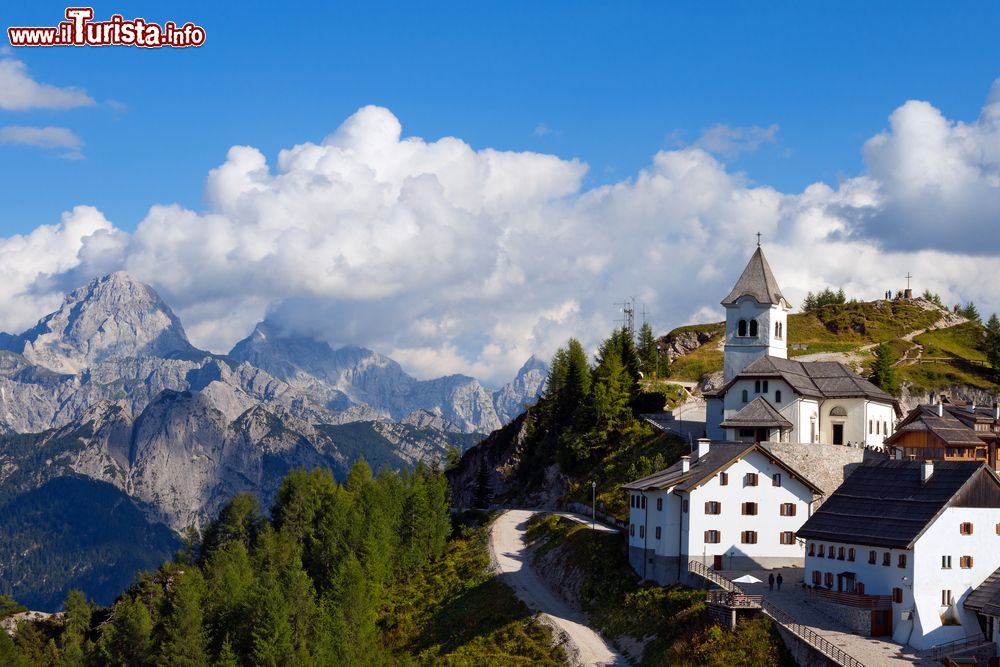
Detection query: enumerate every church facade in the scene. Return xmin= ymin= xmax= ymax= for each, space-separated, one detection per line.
xmin=704 ymin=246 xmax=899 ymax=446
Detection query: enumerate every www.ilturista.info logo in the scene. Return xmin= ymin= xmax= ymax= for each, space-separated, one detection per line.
xmin=8 ymin=8 xmax=206 ymax=48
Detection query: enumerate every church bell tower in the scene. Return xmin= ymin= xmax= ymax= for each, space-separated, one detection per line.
xmin=721 ymin=244 xmax=792 ymax=382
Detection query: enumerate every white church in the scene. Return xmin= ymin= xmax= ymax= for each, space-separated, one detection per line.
xmin=704 ymin=245 xmax=900 ymax=446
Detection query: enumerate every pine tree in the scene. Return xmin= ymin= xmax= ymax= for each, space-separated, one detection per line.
xmin=983 ymin=314 xmax=1000 ymax=381
xmin=473 ymin=456 xmax=492 ymax=509
xmin=960 ymin=301 xmax=981 ymax=323
xmin=636 ymin=322 xmax=658 ymax=378
xmin=870 ymin=342 xmax=898 ymax=394
xmin=0 ymin=627 xmax=22 ymax=667
xmin=158 ymin=569 xmax=210 ymax=667
xmin=59 ymin=590 xmax=90 ymax=667
xmin=98 ymin=597 xmax=154 ymax=667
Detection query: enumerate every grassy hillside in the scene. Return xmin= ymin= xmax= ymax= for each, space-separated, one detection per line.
xmin=526 ymin=515 xmax=794 ymax=666
xmin=664 ymin=300 xmax=1000 ymax=395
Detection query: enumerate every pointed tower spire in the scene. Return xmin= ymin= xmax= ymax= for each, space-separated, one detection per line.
xmin=721 ymin=246 xmax=790 ymax=308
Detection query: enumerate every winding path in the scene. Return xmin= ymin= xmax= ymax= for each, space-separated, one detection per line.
xmin=489 ymin=509 xmax=626 ymax=666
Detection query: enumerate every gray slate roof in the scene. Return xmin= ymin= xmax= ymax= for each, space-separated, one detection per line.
xmin=796 ymin=460 xmax=988 ymax=549
xmin=721 ymin=246 xmax=790 ymax=307
xmin=717 ymin=356 xmax=899 ymax=411
xmin=622 ymin=442 xmax=822 ymax=494
xmin=885 ymin=404 xmax=983 ymax=448
xmin=720 ymin=396 xmax=793 ymax=429
xmin=965 ymin=566 xmax=1000 ymax=616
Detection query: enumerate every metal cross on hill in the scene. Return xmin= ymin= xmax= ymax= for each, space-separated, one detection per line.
xmin=905 ymin=272 xmax=913 ymax=289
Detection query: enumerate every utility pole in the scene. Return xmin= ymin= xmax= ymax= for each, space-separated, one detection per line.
xmin=591 ymin=481 xmax=596 ymax=530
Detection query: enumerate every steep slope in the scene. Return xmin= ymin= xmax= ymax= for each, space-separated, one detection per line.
xmin=11 ymin=272 xmax=199 ymax=374
xmin=492 ymin=355 xmax=547 ymax=424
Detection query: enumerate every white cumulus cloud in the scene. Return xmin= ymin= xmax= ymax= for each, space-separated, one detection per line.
xmin=3 ymin=88 xmax=1000 ymax=385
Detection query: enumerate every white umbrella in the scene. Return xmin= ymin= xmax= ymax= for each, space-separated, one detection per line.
xmin=732 ymin=574 xmax=763 ymax=584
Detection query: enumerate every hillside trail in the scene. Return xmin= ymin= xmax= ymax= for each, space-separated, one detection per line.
xmin=489 ymin=509 xmax=626 ymax=666
xmin=796 ymin=312 xmax=963 ymax=368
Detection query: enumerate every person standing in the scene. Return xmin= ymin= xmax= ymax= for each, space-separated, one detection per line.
xmin=768 ymin=573 xmax=775 ymax=591
xmin=777 ymin=573 xmax=783 ymax=590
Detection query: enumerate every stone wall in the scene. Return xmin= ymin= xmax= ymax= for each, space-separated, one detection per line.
xmin=775 ymin=626 xmax=841 ymax=667
xmin=761 ymin=441 xmax=876 ymax=503
xmin=807 ymin=598 xmax=873 ymax=636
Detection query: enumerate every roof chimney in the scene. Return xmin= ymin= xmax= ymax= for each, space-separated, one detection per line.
xmin=969 ymin=401 xmax=977 ymax=414
xmin=681 ymin=455 xmax=691 ymax=473
xmin=937 ymin=402 xmax=944 ymax=417
xmin=994 ymin=403 xmax=999 ymax=421
xmin=696 ymin=438 xmax=711 ymax=460
xmin=921 ymin=460 xmax=934 ymax=483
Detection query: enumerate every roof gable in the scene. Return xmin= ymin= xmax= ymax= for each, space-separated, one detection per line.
xmin=885 ymin=404 xmax=983 ymax=447
xmin=622 ymin=442 xmax=822 ymax=495
xmin=720 ymin=396 xmax=793 ymax=429
xmin=796 ymin=460 xmax=990 ymax=549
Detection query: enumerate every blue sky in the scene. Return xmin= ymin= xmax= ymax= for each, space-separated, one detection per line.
xmin=2 ymin=2 xmax=1000 ymax=383
xmin=4 ymin=1 xmax=1000 ymax=234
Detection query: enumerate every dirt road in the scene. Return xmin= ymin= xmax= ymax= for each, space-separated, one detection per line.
xmin=489 ymin=509 xmax=625 ymax=666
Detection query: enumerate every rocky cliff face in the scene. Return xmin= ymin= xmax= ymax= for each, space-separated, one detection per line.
xmin=229 ymin=321 xmax=545 ymax=434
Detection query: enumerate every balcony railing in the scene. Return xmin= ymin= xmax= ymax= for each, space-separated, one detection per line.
xmin=807 ymin=587 xmax=892 ymax=608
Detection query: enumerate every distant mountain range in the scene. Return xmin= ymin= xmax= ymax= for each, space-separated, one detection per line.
xmin=0 ymin=272 xmax=545 ymax=609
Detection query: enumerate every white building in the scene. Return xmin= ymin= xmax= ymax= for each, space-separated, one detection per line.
xmin=796 ymin=459 xmax=1000 ymax=650
xmin=704 ymin=245 xmax=900 ymax=445
xmin=623 ymin=438 xmax=822 ymax=585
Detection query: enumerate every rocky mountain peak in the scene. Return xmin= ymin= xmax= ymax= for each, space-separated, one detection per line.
xmin=17 ymin=272 xmax=198 ymax=373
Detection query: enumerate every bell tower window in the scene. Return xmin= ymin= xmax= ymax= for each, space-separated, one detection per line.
xmin=749 ymin=320 xmax=758 ymax=337
xmin=738 ymin=320 xmax=747 ymax=337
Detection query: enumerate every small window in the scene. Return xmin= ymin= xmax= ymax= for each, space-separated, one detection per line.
xmin=775 ymin=390 xmax=782 ymax=403
xmin=942 ymin=589 xmax=952 ymax=606
xmin=656 ymin=497 xmax=663 ymax=511
xmin=780 ymin=531 xmax=795 ymax=545
xmin=655 ymin=526 xmax=661 ymax=540
xmin=961 ymin=555 xmax=974 ymax=569
xmin=738 ymin=319 xmax=748 ymax=337
xmin=775 ymin=321 xmax=782 ymax=339
xmin=893 ymin=587 xmax=903 ymax=604
xmin=629 ymin=524 xmax=635 ymax=537
xmin=780 ymin=503 xmax=796 ymax=516
xmin=809 ymin=543 xmax=815 ymax=556
xmin=818 ymin=544 xmax=825 ymax=557
xmin=719 ymin=472 xmax=728 ymax=486
xmin=868 ymin=550 xmax=876 ymax=564
xmin=883 ymin=552 xmax=891 ymax=566
xmin=827 ymin=545 xmax=836 ymax=559
xmin=869 ymin=420 xmax=873 ymax=434
xmin=705 ymin=501 xmax=721 ymax=515
xmin=763 ymin=380 xmax=769 ymax=393
xmin=742 ymin=502 xmax=758 ymax=516
xmin=876 ymin=421 xmax=880 ymax=435
xmin=682 ymin=499 xmax=689 ymax=513
xmin=741 ymin=530 xmax=757 ymax=545
xmin=884 ymin=421 xmax=889 ymax=435
xmin=639 ymin=525 xmax=645 ymax=539
xmin=705 ymin=530 xmax=720 ymax=544
xmin=772 ymin=473 xmax=782 ymax=487
xmin=942 ymin=555 xmax=952 ymax=569
xmin=838 ymin=546 xmax=845 ymax=560
xmin=847 ymin=548 xmax=855 ymax=562
xmin=824 ymin=572 xmax=833 ymax=588
xmin=898 ymin=553 xmax=907 ymax=568
xmin=857 ymin=582 xmax=865 ymax=595
xmin=961 ymin=522 xmax=974 ymax=535
xmin=755 ymin=380 xmax=761 ymax=394
xmin=745 ymin=473 xmax=759 ymax=487
xmin=812 ymin=570 xmax=821 ymax=585
xmin=641 ymin=496 xmax=647 ymax=510
xmin=630 ymin=495 xmax=635 ymax=508
xmin=742 ymin=389 xmax=749 ymax=403
xmin=995 ymin=522 xmax=1000 ymax=535
xmin=749 ymin=320 xmax=759 ymax=337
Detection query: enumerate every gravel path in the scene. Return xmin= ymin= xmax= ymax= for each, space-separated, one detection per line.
xmin=489 ymin=509 xmax=626 ymax=666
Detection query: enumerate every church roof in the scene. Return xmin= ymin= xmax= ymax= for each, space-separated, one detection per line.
xmin=622 ymin=442 xmax=822 ymax=494
xmin=796 ymin=460 xmax=997 ymax=549
xmin=885 ymin=404 xmax=984 ymax=447
xmin=720 ymin=396 xmax=793 ymax=429
xmin=721 ymin=246 xmax=790 ymax=307
xmin=716 ymin=356 xmax=900 ymax=413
